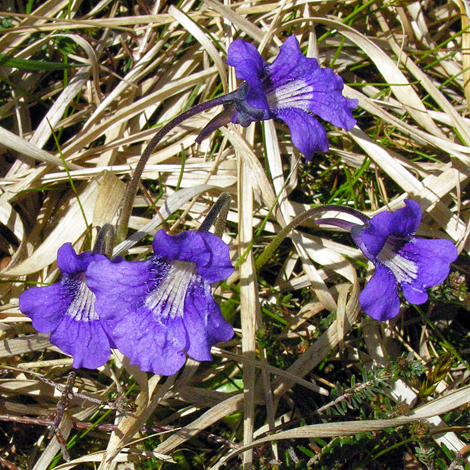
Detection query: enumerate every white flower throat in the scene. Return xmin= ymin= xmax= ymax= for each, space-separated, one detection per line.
xmin=146 ymin=260 xmax=198 ymax=319
xmin=265 ymin=79 xmax=313 ymax=111
xmin=66 ymin=275 xmax=98 ymax=322
xmin=377 ymin=239 xmax=418 ymax=284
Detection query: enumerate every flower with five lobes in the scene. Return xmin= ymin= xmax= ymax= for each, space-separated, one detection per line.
xmin=350 ymin=200 xmax=458 ymax=321
xmin=86 ymin=230 xmax=234 ymax=376
xmin=224 ymin=36 xmax=358 ymax=160
xmin=19 ymin=244 xmax=119 ymax=369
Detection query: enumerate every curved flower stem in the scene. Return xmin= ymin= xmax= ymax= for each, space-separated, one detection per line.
xmin=254 ymin=205 xmax=370 ymax=272
xmin=116 ymin=89 xmax=245 ymax=243
xmin=198 ymin=192 xmax=232 ymax=237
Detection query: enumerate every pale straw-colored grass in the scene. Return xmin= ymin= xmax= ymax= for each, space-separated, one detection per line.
xmin=0 ymin=0 xmax=469 ymax=468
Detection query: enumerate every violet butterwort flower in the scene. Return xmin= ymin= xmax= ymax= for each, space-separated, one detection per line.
xmin=218 ymin=36 xmax=358 ymax=160
xmin=86 ymin=229 xmax=234 ymax=376
xmin=350 ymin=200 xmax=458 ymax=321
xmin=19 ymin=243 xmax=119 ymax=369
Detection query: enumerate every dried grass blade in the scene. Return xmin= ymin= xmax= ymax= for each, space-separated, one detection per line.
xmin=0 ymin=334 xmax=51 ymax=358
xmin=155 ymin=393 xmax=244 ymax=455
xmin=0 ymin=126 xmax=77 ymax=169
xmin=3 ymin=178 xmax=99 ymax=276
xmin=169 ymin=5 xmax=228 ymax=92
xmin=238 ymin=157 xmax=258 ymax=469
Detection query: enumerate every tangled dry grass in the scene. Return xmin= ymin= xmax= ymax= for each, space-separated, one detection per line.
xmin=1 ymin=0 xmax=470 ymax=468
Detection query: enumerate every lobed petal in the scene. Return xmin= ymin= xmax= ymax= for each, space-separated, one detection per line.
xmin=399 ymin=238 xmax=458 ymax=305
xmin=276 ymin=108 xmax=328 ymax=160
xmin=87 ymin=256 xmax=154 ymax=322
xmin=88 ymin=255 xmax=188 ymax=375
xmin=183 ymin=280 xmax=234 ymax=361
xmin=354 ymin=211 xmax=394 ymax=260
xmin=226 ymin=39 xmax=269 ymax=114
xmin=359 ymin=265 xmax=401 ymax=321
xmin=19 ymin=283 xmax=71 ymax=333
xmin=153 ymin=230 xmax=234 ymax=284
xmin=57 ymin=243 xmax=93 ymax=274
xmin=387 ymin=199 xmax=421 ymax=239
xmin=50 ymin=315 xmax=112 ymax=369
xmin=112 ymin=304 xmax=188 ymax=376
xmin=267 ymin=36 xmax=320 ymax=87
xmin=305 ymin=68 xmax=358 ymax=130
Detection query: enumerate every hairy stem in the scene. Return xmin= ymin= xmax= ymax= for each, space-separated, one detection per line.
xmin=255 ymin=205 xmax=370 ymax=271
xmin=116 ymin=89 xmax=244 ymax=243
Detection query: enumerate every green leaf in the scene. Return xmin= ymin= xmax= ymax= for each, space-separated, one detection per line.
xmin=0 ymin=54 xmax=81 ymax=71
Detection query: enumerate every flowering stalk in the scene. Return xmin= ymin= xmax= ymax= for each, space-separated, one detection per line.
xmin=254 ymin=204 xmax=367 ymax=271
xmin=116 ymin=89 xmax=246 ymax=243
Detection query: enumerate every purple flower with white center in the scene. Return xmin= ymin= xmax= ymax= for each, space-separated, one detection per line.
xmin=86 ymin=229 xmax=234 ymax=376
xmin=349 ymin=200 xmax=458 ymax=321
xmin=221 ymin=36 xmax=358 ymax=161
xmin=19 ymin=243 xmax=119 ymax=369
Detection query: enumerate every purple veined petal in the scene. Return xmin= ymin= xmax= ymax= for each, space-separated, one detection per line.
xmin=354 ymin=211 xmax=395 ymax=260
xmin=359 ymin=264 xmax=401 ymax=321
xmin=227 ymin=39 xmax=266 ymax=82
xmin=196 ymin=232 xmax=234 ymax=283
xmin=387 ymin=199 xmax=422 ymax=239
xmin=226 ymin=39 xmax=270 ymax=114
xmin=305 ymin=67 xmax=358 ymax=130
xmin=112 ymin=304 xmax=188 ymax=376
xmin=183 ymin=280 xmax=234 ymax=361
xmin=153 ymin=230 xmax=211 ymax=264
xmin=86 ymin=256 xmax=154 ymax=322
xmin=89 ymin=254 xmax=189 ymax=375
xmin=276 ymin=108 xmax=328 ymax=160
xmin=152 ymin=230 xmax=234 ymax=284
xmin=19 ymin=283 xmax=71 ymax=333
xmin=401 ymin=282 xmax=428 ymax=305
xmin=399 ymin=238 xmax=458 ymax=305
xmin=267 ymin=36 xmax=320 ymax=87
xmin=49 ymin=315 xmax=112 ymax=369
xmin=57 ymin=243 xmax=94 ymax=275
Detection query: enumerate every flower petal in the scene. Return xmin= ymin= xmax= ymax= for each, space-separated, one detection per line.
xmin=152 ymin=230 xmax=234 ymax=284
xmin=226 ymin=39 xmax=269 ymax=115
xmin=399 ymin=238 xmax=457 ymax=304
xmin=387 ymin=199 xmax=422 ymax=239
xmin=57 ymin=243 xmax=93 ymax=274
xmin=19 ymin=283 xmax=70 ymax=332
xmin=276 ymin=108 xmax=328 ymax=160
xmin=267 ymin=36 xmax=320 ymax=86
xmin=359 ymin=265 xmax=401 ymax=321
xmin=305 ymin=67 xmax=358 ymax=130
xmin=87 ymin=257 xmax=154 ymax=320
xmin=353 ymin=212 xmax=393 ymax=260
xmin=113 ymin=305 xmax=188 ymax=375
xmin=183 ymin=280 xmax=233 ymax=361
xmin=50 ymin=315 xmax=112 ymax=369
xmin=88 ymin=256 xmax=188 ymax=375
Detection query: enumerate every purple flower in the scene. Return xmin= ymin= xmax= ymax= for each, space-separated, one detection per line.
xmin=86 ymin=230 xmax=234 ymax=376
xmin=19 ymin=244 xmax=118 ymax=369
xmin=351 ymin=200 xmax=458 ymax=321
xmin=224 ymin=36 xmax=358 ymax=161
